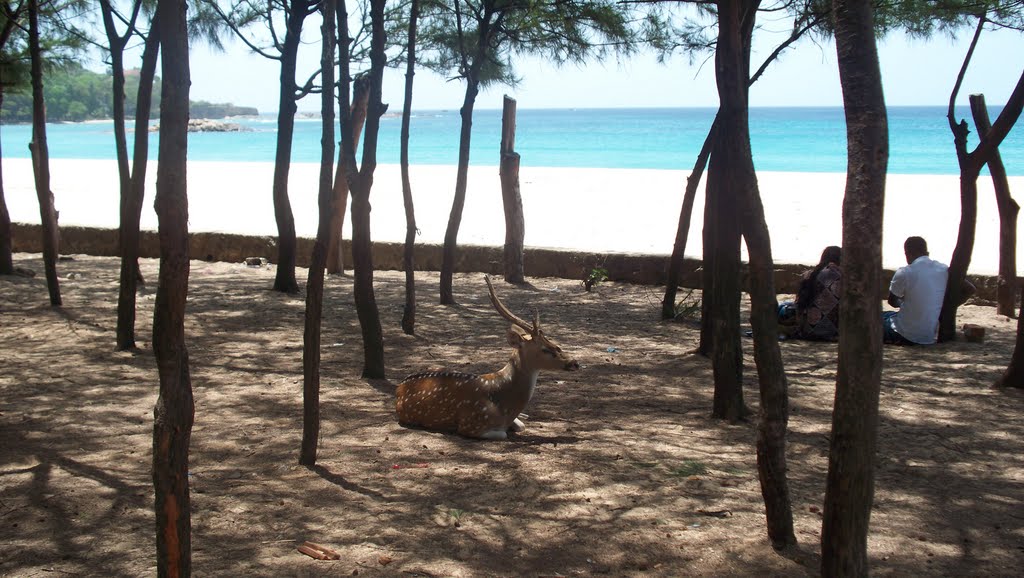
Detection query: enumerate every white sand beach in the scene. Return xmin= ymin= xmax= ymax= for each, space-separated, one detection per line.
xmin=4 ymin=157 xmax=1022 ymax=275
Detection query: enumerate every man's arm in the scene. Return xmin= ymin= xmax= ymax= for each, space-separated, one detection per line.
xmin=887 ymin=292 xmax=903 ymax=308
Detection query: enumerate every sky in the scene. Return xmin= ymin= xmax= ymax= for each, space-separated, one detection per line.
xmin=175 ymin=12 xmax=1024 ymax=114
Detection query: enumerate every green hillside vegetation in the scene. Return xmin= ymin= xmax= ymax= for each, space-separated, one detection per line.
xmin=0 ymin=63 xmax=258 ymax=123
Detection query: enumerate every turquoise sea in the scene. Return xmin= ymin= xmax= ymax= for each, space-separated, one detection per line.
xmin=1 ymin=106 xmax=1020 ymax=175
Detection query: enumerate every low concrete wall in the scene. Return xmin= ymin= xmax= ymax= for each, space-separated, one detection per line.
xmin=9 ymin=222 xmax=1004 ymax=302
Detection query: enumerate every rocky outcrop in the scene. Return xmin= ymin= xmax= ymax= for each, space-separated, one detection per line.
xmin=150 ymin=119 xmax=252 ymax=132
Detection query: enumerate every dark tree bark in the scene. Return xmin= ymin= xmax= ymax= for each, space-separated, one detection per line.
xmin=271 ymin=0 xmax=315 ymax=294
xmin=151 ymin=0 xmax=193 ymax=573
xmin=0 ymin=9 xmax=19 ymax=275
xmin=400 ymin=0 xmax=420 ymax=336
xmin=500 ymin=95 xmax=525 ymax=284
xmin=339 ymin=0 xmax=386 ymax=378
xmin=300 ymin=0 xmax=336 ymax=467
xmin=713 ymin=0 xmax=795 ymax=547
xmin=969 ymin=95 xmax=1018 ymax=318
xmin=821 ymin=0 xmax=888 ymax=574
xmin=28 ymin=0 xmax=60 ymax=306
xmin=939 ymin=16 xmax=1024 ymax=341
xmin=111 ymin=5 xmax=160 ymax=351
xmin=995 ymin=284 xmax=1024 ymax=388
xmin=439 ymin=3 xmax=495 ymax=305
xmin=707 ymin=0 xmax=753 ymax=423
xmin=326 ymin=76 xmax=370 ymax=275
xmin=663 ymin=116 xmax=716 ymax=320
xmin=0 ymin=92 xmax=12 ymax=275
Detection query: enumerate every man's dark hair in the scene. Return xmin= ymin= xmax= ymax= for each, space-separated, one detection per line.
xmin=905 ymin=236 xmax=928 ymax=256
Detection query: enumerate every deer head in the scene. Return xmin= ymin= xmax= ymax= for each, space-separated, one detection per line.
xmin=485 ymin=275 xmax=579 ymax=373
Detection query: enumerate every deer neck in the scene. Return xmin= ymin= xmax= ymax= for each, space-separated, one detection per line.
xmin=490 ymin=351 xmax=540 ymax=415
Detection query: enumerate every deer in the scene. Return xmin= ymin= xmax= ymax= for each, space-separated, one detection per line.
xmin=396 ymin=275 xmax=580 ymax=440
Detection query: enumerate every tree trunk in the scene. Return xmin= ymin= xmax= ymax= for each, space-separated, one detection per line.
xmin=116 ymin=11 xmax=160 ymax=351
xmin=326 ymin=76 xmax=370 ymax=275
xmin=969 ymin=95 xmax=1018 ymax=318
xmin=708 ymin=0 xmax=749 ymax=423
xmin=27 ymin=0 xmax=60 ymax=306
xmin=338 ymin=0 xmax=386 ymax=379
xmin=698 ymin=182 xmax=714 ymax=356
xmin=939 ymin=41 xmax=1024 ymax=341
xmin=821 ymin=0 xmax=888 ymax=573
xmin=440 ymin=11 xmax=493 ymax=305
xmin=440 ymin=78 xmax=480 ymax=304
xmin=300 ymin=0 xmax=336 ymax=467
xmin=271 ymin=7 xmax=309 ymax=294
xmin=995 ymin=284 xmax=1024 ymax=388
xmin=151 ymin=0 xmax=193 ymax=573
xmin=400 ymin=0 xmax=420 ymax=336
xmin=0 ymin=90 xmax=12 ymax=275
xmin=663 ymin=116 xmax=716 ymax=320
xmin=500 ymin=95 xmax=525 ymax=284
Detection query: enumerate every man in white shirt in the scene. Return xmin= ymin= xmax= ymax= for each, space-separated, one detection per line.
xmin=884 ymin=236 xmax=976 ymax=345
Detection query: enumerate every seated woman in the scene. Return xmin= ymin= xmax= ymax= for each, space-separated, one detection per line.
xmin=780 ymin=246 xmax=842 ymax=341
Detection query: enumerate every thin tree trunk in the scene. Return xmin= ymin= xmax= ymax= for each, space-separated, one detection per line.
xmin=440 ymin=8 xmax=493 ymax=305
xmin=326 ymin=76 xmax=370 ymax=275
xmin=663 ymin=115 xmax=716 ymax=320
xmin=116 ymin=10 xmax=160 ymax=351
xmin=969 ymin=94 xmax=1017 ymax=318
xmin=821 ymin=0 xmax=888 ymax=573
xmin=339 ymin=0 xmax=386 ymax=379
xmin=722 ymin=0 xmax=795 ymax=547
xmin=938 ymin=18 xmax=1024 ymax=341
xmin=0 ymin=90 xmax=12 ymax=275
xmin=300 ymin=0 xmax=336 ymax=467
xmin=708 ymin=0 xmax=749 ymax=422
xmin=151 ymin=0 xmax=193 ymax=573
xmin=27 ymin=0 xmax=60 ymax=306
xmin=440 ymin=78 xmax=480 ymax=304
xmin=698 ymin=182 xmax=713 ymax=356
xmin=271 ymin=8 xmax=308 ymax=294
xmin=995 ymin=284 xmax=1024 ymax=388
xmin=400 ymin=0 xmax=420 ymax=336
xmin=500 ymin=95 xmax=525 ymax=284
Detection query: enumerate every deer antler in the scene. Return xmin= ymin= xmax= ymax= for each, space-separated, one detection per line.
xmin=485 ymin=275 xmax=537 ymax=334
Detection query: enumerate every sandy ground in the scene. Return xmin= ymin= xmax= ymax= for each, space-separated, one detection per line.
xmin=2 ymin=253 xmax=1023 ymax=576
xmin=4 ymin=158 xmax=1024 ymax=275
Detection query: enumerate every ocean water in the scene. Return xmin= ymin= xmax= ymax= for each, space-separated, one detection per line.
xmin=1 ymin=106 xmax=1020 ymax=175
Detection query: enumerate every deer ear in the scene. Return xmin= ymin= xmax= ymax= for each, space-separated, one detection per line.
xmin=507 ymin=326 xmax=530 ymax=347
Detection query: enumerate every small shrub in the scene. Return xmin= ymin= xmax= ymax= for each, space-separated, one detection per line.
xmin=583 ymin=267 xmax=608 ymax=292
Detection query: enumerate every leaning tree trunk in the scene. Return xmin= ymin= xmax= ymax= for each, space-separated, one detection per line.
xmin=664 ymin=115 xmax=716 ymax=320
xmin=500 ymin=95 xmax=525 ymax=284
xmin=399 ymin=0 xmax=420 ymax=336
xmin=0 ymin=91 xmax=13 ymax=275
xmin=116 ymin=13 xmax=160 ymax=351
xmin=271 ymin=7 xmax=309 ymax=294
xmin=995 ymin=284 xmax=1024 ymax=388
xmin=821 ymin=0 xmax=888 ymax=574
xmin=338 ymin=0 xmax=386 ymax=379
xmin=151 ymin=0 xmax=193 ymax=573
xmin=326 ymin=76 xmax=370 ymax=275
xmin=27 ymin=0 xmax=60 ymax=306
xmin=300 ymin=0 xmax=336 ymax=467
xmin=969 ymin=95 xmax=1018 ymax=318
